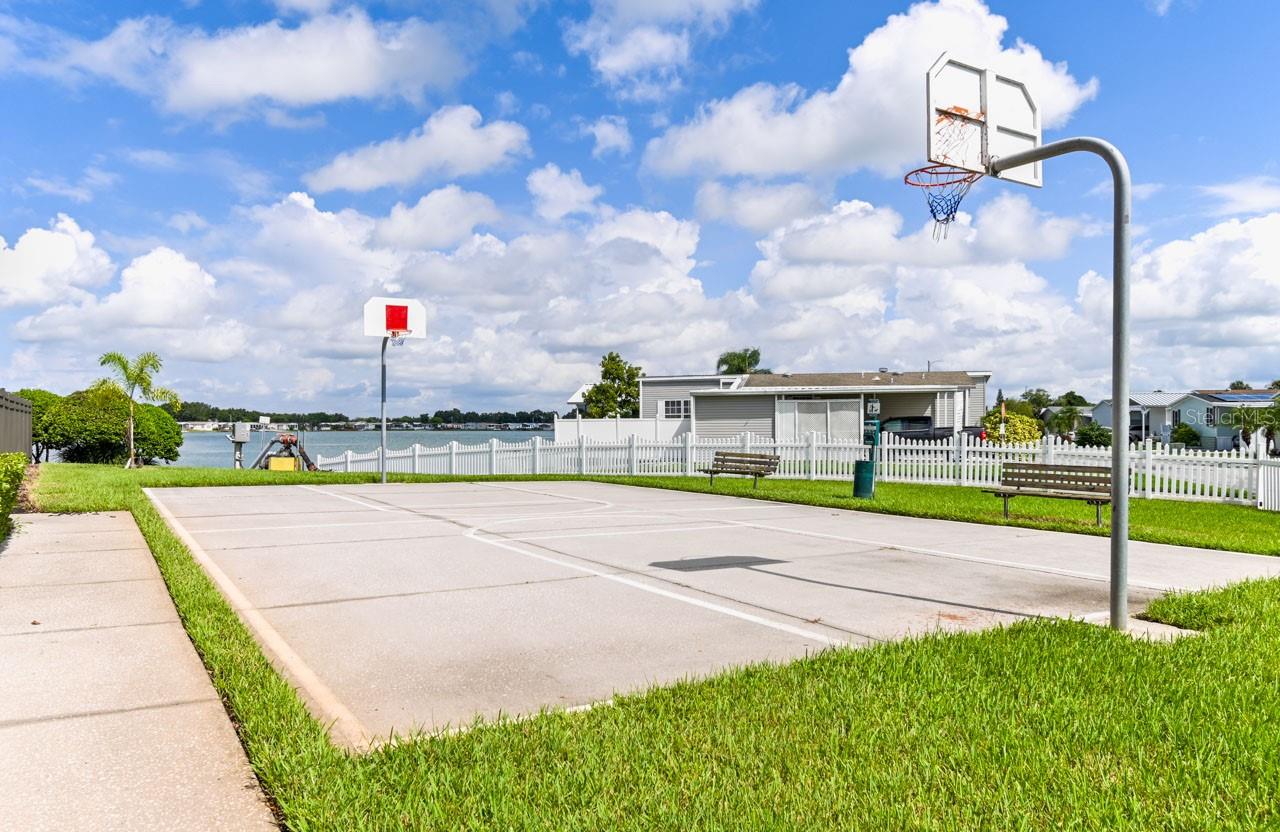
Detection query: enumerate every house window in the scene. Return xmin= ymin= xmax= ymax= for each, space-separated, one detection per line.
xmin=1206 ymin=407 xmax=1216 ymax=427
xmin=1172 ymin=409 xmax=1182 ymax=426
xmin=662 ymin=399 xmax=691 ymax=419
xmin=719 ymin=379 xmax=735 ymax=389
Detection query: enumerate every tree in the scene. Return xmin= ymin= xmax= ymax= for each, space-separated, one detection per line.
xmin=15 ymin=388 xmax=63 ymax=462
xmin=1170 ymin=423 xmax=1201 ymax=448
xmin=97 ymin=351 xmax=181 ymax=468
xmin=1047 ymin=405 xmax=1082 ymax=437
xmin=1053 ymin=390 xmax=1090 ymax=407
xmin=981 ymin=411 xmax=1043 ymax=444
xmin=1269 ymin=380 xmax=1280 ymax=390
xmin=1221 ymin=404 xmax=1280 ymax=450
xmin=991 ymin=399 xmax=1036 ymax=419
xmin=582 ymin=352 xmax=642 ymax=418
xmin=995 ymin=389 xmax=1005 ymax=407
xmin=43 ymin=387 xmax=182 ymax=465
xmin=1019 ymin=388 xmax=1053 ymax=410
xmin=1228 ymin=380 xmax=1250 ymax=390
xmin=716 ymin=347 xmax=771 ymax=375
xmin=1073 ymin=421 xmax=1111 ymax=448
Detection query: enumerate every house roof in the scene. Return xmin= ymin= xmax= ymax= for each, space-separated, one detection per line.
xmin=741 ymin=371 xmax=986 ymax=389
xmin=1190 ymin=389 xmax=1280 ymax=404
xmin=1095 ymin=392 xmax=1182 ymax=408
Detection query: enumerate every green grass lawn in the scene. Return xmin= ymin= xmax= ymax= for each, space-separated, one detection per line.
xmin=27 ymin=463 xmax=1280 ymax=830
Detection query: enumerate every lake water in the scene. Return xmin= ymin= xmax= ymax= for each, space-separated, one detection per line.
xmin=172 ymin=429 xmax=553 ymax=468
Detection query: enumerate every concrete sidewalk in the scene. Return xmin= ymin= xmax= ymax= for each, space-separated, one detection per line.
xmin=0 ymin=512 xmax=276 ymax=831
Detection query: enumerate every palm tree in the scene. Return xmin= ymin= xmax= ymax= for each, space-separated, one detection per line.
xmin=716 ymin=347 xmax=771 ymax=375
xmin=97 ymin=351 xmax=180 ymax=468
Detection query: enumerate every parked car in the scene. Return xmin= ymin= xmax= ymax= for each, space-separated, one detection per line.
xmin=879 ymin=416 xmax=986 ymax=441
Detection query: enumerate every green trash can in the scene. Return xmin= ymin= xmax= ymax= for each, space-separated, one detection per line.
xmin=853 ymin=459 xmax=876 ymax=499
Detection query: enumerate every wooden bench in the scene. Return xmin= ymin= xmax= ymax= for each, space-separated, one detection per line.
xmin=699 ymin=450 xmax=780 ymax=489
xmin=983 ymin=462 xmax=1112 ymax=526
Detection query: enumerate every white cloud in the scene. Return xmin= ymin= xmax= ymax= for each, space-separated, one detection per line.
xmin=23 ymin=176 xmax=92 ymax=203
xmin=527 ymin=164 xmax=604 ymax=221
xmin=374 ymin=186 xmax=501 ymax=249
xmin=273 ymin=0 xmax=334 ymax=15
xmin=10 ymin=10 xmax=466 ymax=119
xmin=1200 ymin=176 xmax=1280 ymax=216
xmin=304 ymin=105 xmax=529 ymax=193
xmin=696 ymin=180 xmax=825 ymax=233
xmin=584 ymin=115 xmax=633 ymax=158
xmin=167 ymin=211 xmax=209 ymax=233
xmin=644 ymin=0 xmax=1097 ymax=178
xmin=565 ymin=0 xmax=758 ymax=100
xmin=0 ymin=214 xmax=113 ymax=308
xmin=1087 ymin=180 xmax=1164 ymax=201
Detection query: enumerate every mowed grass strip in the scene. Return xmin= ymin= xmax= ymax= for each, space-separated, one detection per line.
xmin=595 ymin=475 xmax=1280 ymax=556
xmin=31 ymin=464 xmax=1280 ymax=830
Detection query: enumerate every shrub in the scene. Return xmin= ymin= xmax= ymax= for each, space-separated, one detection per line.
xmin=0 ymin=452 xmax=26 ymax=538
xmin=43 ymin=387 xmax=183 ymax=465
xmin=16 ymin=388 xmax=63 ymax=462
xmin=1073 ymin=421 xmax=1112 ymax=447
xmin=1171 ymin=423 xmax=1202 ymax=448
xmin=981 ymin=411 xmax=1043 ymax=444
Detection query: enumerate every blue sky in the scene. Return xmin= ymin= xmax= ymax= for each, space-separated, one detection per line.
xmin=2 ymin=0 xmax=1279 ymax=415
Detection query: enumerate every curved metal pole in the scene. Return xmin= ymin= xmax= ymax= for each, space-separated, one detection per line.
xmin=992 ymin=138 xmax=1131 ymax=631
xmin=380 ymin=336 xmax=389 ymax=485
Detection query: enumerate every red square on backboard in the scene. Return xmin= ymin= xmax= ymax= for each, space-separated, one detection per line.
xmin=385 ymin=305 xmax=409 ymax=331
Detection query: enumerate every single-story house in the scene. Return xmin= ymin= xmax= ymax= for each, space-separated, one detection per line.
xmin=1090 ymin=392 xmax=1182 ymax=442
xmin=1168 ymin=389 xmax=1280 ymax=450
xmin=635 ymin=370 xmax=991 ymax=441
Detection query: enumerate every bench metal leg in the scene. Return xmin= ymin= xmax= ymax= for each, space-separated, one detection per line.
xmin=1095 ymin=502 xmax=1102 ymax=527
xmin=708 ymin=473 xmax=714 ymax=488
xmin=1003 ymin=495 xmax=1010 ymax=519
xmin=753 ymin=475 xmax=760 ymax=489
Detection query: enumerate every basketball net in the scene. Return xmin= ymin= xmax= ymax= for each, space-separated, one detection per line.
xmin=906 ymin=110 xmax=984 ymax=240
xmin=389 ymin=330 xmax=409 ymax=347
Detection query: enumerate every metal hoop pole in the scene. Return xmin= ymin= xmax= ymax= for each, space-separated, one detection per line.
xmin=380 ymin=336 xmax=388 ymax=485
xmin=992 ymin=137 xmax=1131 ymax=631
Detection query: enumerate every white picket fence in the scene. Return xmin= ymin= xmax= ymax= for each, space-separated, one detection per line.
xmin=313 ymin=432 xmax=1280 ymax=510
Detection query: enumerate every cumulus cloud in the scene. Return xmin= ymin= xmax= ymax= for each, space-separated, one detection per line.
xmin=527 ymin=164 xmax=604 ymax=221
xmin=0 ymin=214 xmax=113 ymax=307
xmin=696 ymin=180 xmax=826 ymax=233
xmin=304 ymin=105 xmax=529 ymax=193
xmin=583 ymin=115 xmax=633 ymax=158
xmin=644 ymin=0 xmax=1097 ymax=178
xmin=374 ymin=186 xmax=501 ymax=249
xmin=565 ymin=0 xmax=758 ymax=100
xmin=5 ymin=10 xmax=466 ymax=119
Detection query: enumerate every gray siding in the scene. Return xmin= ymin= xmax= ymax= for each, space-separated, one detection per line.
xmin=934 ymin=392 xmax=955 ymax=428
xmin=965 ymin=380 xmax=987 ymax=426
xmin=694 ymin=394 xmax=775 ymax=439
xmin=640 ymin=378 xmax=722 ymax=418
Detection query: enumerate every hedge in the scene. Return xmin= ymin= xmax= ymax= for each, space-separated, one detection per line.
xmin=0 ymin=452 xmax=26 ymax=539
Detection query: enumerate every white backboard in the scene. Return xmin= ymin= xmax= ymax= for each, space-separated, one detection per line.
xmin=927 ymin=52 xmax=1041 ymax=187
xmin=363 ymin=296 xmax=427 ymax=338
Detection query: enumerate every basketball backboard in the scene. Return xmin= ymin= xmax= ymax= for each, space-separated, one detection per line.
xmin=926 ymin=52 xmax=1042 ymax=187
xmin=363 ymin=296 xmax=426 ymax=339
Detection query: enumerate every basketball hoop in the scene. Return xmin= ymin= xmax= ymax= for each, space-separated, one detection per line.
xmin=903 ymin=164 xmax=982 ymax=240
xmin=388 ymin=329 xmax=409 ymax=347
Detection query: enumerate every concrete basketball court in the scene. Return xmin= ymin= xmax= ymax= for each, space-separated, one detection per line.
xmin=147 ymin=480 xmax=1280 ymax=749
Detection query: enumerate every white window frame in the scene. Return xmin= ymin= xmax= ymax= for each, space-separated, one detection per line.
xmin=661 ymin=399 xmax=691 ymax=419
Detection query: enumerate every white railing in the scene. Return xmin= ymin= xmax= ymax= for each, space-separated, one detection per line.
xmin=314 ymin=433 xmax=1280 ymax=509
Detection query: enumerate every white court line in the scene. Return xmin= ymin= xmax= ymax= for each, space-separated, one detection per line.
xmin=300 ymin=485 xmax=839 ymax=647
xmin=504 ymin=523 xmax=733 ymax=542
xmin=469 ymin=481 xmax=1177 ymax=591
xmin=716 ymin=518 xmax=1176 ymax=592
